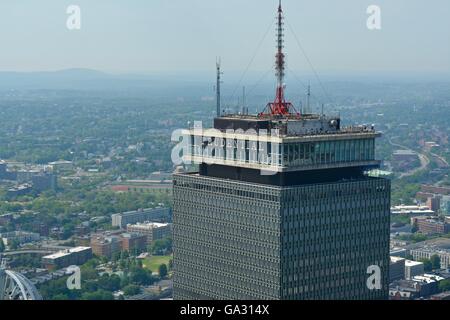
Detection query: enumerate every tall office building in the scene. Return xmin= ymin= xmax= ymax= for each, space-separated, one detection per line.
xmin=173 ymin=1 xmax=390 ymax=300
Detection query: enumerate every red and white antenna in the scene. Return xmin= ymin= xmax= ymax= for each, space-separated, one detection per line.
xmin=260 ymin=0 xmax=300 ymax=118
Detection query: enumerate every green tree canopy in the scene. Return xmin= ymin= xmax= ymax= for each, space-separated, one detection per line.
xmin=430 ymin=255 xmax=441 ymax=270
xmin=122 ymin=284 xmax=141 ymax=297
xmin=151 ymin=238 xmax=172 ymax=256
xmin=439 ymin=279 xmax=450 ymax=292
xmin=9 ymin=239 xmax=19 ymax=250
xmin=81 ymin=290 xmax=114 ymax=300
xmin=159 ymin=264 xmax=168 ymax=278
xmin=419 ymin=258 xmax=433 ymax=272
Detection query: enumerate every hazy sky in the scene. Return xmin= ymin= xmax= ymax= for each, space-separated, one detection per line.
xmin=0 ymin=0 xmax=449 ymax=75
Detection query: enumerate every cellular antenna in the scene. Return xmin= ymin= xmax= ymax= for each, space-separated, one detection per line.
xmin=242 ymin=86 xmax=246 ymax=114
xmin=259 ymin=0 xmax=300 ymax=118
xmin=306 ymin=82 xmax=311 ymax=114
xmin=216 ymin=58 xmax=223 ymax=117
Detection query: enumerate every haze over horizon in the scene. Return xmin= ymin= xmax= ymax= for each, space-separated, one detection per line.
xmin=0 ymin=0 xmax=449 ymax=77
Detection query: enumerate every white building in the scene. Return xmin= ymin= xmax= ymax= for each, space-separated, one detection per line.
xmin=391 ymin=205 xmax=434 ymax=216
xmin=0 ymin=231 xmax=40 ymax=246
xmin=405 ymin=260 xmax=425 ymax=280
xmin=126 ymin=222 xmax=171 ymax=245
xmin=111 ymin=207 xmax=170 ymax=228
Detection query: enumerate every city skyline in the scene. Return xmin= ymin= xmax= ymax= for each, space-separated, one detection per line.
xmin=1 ymin=0 xmax=450 ymax=305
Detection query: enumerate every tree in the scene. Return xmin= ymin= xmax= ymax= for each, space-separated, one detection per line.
xmin=0 ymin=240 xmax=5 ymax=253
xmin=80 ymin=264 xmax=98 ymax=281
xmin=98 ymin=273 xmax=121 ymax=292
xmin=129 ymin=267 xmax=155 ymax=286
xmin=122 ymin=284 xmax=141 ymax=296
xmin=9 ymin=239 xmax=19 ymax=250
xmin=439 ymin=279 xmax=450 ymax=292
xmin=430 ymin=255 xmax=441 ymax=270
xmin=151 ymin=238 xmax=172 ymax=256
xmin=159 ymin=264 xmax=168 ymax=278
xmin=53 ymin=293 xmax=70 ymax=300
xmin=120 ymin=250 xmax=129 ymax=260
xmin=419 ymin=258 xmax=433 ymax=272
xmin=81 ymin=290 xmax=114 ymax=300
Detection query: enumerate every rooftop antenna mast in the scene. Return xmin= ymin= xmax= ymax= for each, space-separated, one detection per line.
xmin=216 ymin=58 xmax=223 ymax=117
xmin=242 ymin=86 xmax=247 ymax=114
xmin=259 ymin=0 xmax=300 ymax=117
xmin=306 ymin=82 xmax=311 ymax=114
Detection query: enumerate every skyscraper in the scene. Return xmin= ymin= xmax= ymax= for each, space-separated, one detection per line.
xmin=172 ymin=1 xmax=390 ymax=300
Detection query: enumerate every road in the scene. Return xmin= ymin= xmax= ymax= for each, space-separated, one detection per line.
xmin=430 ymin=152 xmax=449 ymax=167
xmin=388 ymin=137 xmax=430 ymax=178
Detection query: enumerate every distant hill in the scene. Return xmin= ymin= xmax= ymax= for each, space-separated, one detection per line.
xmin=0 ymin=69 xmax=114 ymax=90
xmin=0 ymin=69 xmax=215 ymax=97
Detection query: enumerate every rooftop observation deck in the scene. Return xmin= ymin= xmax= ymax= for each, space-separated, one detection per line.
xmin=212 ymin=113 xmax=378 ymax=140
xmin=182 ymin=113 xmax=381 ymax=173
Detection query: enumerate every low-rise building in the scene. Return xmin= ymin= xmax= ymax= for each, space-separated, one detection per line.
xmin=427 ymin=196 xmax=441 ymax=212
xmin=421 ymin=185 xmax=450 ymax=196
xmin=111 ymin=207 xmax=170 ymax=229
xmin=0 ymin=213 xmax=14 ymax=226
xmin=126 ymin=222 xmax=171 ymax=245
xmin=389 ymin=275 xmax=442 ymax=299
xmin=32 ymin=172 xmax=57 ymax=192
xmin=42 ymin=247 xmax=92 ymax=270
xmin=390 ymin=256 xmax=406 ymax=282
xmin=48 ymin=160 xmax=73 ymax=172
xmin=7 ymin=184 xmax=32 ymax=198
xmin=90 ymin=234 xmax=121 ymax=259
xmin=430 ymin=291 xmax=450 ymax=300
xmin=441 ymin=196 xmax=450 ymax=216
xmin=120 ymin=233 xmax=147 ymax=252
xmin=0 ymin=160 xmax=6 ymax=179
xmin=73 ymin=235 xmax=91 ymax=247
xmin=392 ymin=150 xmax=418 ymax=162
xmin=0 ymin=231 xmax=40 ymax=246
xmin=391 ymin=205 xmax=434 ymax=216
xmin=390 ymin=248 xmax=407 ymax=258
xmin=75 ymin=222 xmax=90 ymax=236
xmin=407 ymin=238 xmax=450 ymax=269
xmin=405 ymin=260 xmax=425 ymax=280
xmin=411 ymin=216 xmax=450 ymax=235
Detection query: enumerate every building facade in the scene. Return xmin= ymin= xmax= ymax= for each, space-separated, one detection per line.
xmin=0 ymin=231 xmax=40 ymax=246
xmin=172 ymin=2 xmax=390 ymax=300
xmin=90 ymin=235 xmax=121 ymax=259
xmin=390 ymin=256 xmax=406 ymax=282
xmin=126 ymin=222 xmax=171 ymax=245
xmin=410 ymin=249 xmax=450 ymax=269
xmin=42 ymin=247 xmax=92 ymax=270
xmin=0 ymin=160 xmax=6 ymax=179
xmin=120 ymin=232 xmax=147 ymax=252
xmin=111 ymin=208 xmax=170 ymax=229
xmin=174 ymin=172 xmax=390 ymax=300
xmin=411 ymin=216 xmax=450 ymax=235
xmin=31 ymin=172 xmax=57 ymax=192
xmin=405 ymin=260 xmax=425 ymax=280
